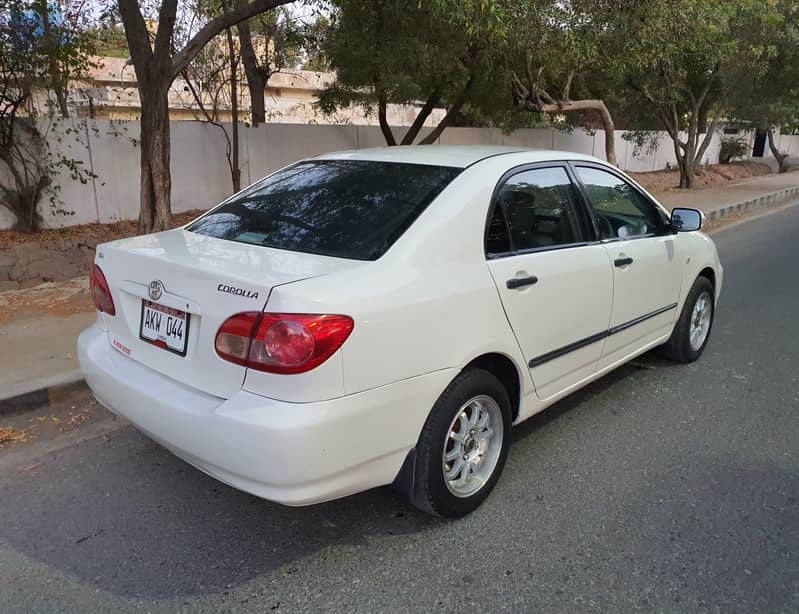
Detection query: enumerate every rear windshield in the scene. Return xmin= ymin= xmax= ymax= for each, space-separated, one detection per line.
xmin=187 ymin=159 xmax=461 ymax=260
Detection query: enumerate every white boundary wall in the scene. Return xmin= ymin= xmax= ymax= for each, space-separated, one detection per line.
xmin=0 ymin=120 xmax=791 ymax=230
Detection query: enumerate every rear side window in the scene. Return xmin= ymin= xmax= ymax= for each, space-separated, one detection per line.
xmin=486 ymin=166 xmax=584 ymax=256
xmin=187 ymin=160 xmax=461 ymax=260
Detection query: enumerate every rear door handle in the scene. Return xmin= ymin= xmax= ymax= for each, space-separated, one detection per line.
xmin=506 ymin=276 xmax=538 ymax=290
xmin=614 ymin=257 xmax=634 ymax=267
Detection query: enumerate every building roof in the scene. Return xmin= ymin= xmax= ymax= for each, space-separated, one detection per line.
xmin=316 ymin=145 xmax=602 ymax=168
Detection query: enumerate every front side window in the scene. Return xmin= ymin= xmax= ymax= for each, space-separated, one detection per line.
xmin=575 ymin=166 xmax=665 ymax=240
xmin=486 ymin=166 xmax=583 ymax=256
xmin=187 ymin=160 xmax=461 ymax=260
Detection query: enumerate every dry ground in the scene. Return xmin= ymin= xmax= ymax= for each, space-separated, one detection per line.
xmin=0 ymin=209 xmax=204 ymax=250
xmin=630 ymin=161 xmax=771 ymax=192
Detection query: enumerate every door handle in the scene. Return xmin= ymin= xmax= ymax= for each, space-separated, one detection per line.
xmin=506 ymin=276 xmax=538 ymax=290
xmin=614 ymin=257 xmax=634 ymax=267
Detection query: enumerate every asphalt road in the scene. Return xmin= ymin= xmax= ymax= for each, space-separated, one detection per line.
xmin=1 ymin=206 xmax=798 ymax=613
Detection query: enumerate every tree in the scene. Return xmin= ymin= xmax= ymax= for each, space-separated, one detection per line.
xmin=620 ymin=0 xmax=777 ymax=188
xmin=727 ymin=0 xmax=799 ymax=173
xmin=180 ymin=25 xmax=244 ymax=192
xmin=317 ymin=0 xmax=508 ymax=146
xmin=0 ymin=0 xmax=93 ymax=232
xmin=237 ymin=5 xmax=306 ymax=126
xmin=503 ymin=0 xmax=625 ymax=166
xmin=117 ymin=0 xmax=294 ymax=234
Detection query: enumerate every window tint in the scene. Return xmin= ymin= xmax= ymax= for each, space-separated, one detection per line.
xmin=187 ymin=160 xmax=460 ymax=260
xmin=486 ymin=167 xmax=583 ymax=255
xmin=576 ymin=167 xmax=664 ymax=240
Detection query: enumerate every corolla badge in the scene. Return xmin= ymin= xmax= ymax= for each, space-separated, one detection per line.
xmin=148 ymin=280 xmax=165 ymax=301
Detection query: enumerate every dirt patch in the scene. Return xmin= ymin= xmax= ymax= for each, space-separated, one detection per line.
xmin=631 ymin=161 xmax=771 ymax=192
xmin=0 ymin=277 xmax=93 ymax=324
xmin=0 ymin=389 xmax=107 ymax=453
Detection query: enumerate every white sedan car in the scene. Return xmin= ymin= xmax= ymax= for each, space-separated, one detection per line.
xmin=79 ymin=146 xmax=722 ymax=517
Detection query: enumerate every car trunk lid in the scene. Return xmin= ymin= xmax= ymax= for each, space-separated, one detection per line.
xmin=96 ymin=229 xmax=361 ymax=398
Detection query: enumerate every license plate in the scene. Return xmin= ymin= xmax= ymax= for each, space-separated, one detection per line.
xmin=139 ymin=300 xmax=190 ymax=356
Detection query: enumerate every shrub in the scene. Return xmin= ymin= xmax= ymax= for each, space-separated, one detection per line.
xmin=719 ymin=138 xmax=749 ymax=164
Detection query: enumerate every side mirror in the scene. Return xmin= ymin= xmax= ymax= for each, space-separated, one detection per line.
xmin=670 ymin=207 xmax=703 ymax=232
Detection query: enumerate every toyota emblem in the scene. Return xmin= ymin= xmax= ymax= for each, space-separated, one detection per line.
xmin=148 ymin=280 xmax=164 ymax=301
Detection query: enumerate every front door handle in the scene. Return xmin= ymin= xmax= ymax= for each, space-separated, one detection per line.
xmin=506 ymin=276 xmax=538 ymax=290
xmin=614 ymin=257 xmax=634 ymax=267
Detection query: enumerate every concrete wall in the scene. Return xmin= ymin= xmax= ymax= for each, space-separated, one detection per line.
xmin=0 ymin=119 xmax=767 ymax=230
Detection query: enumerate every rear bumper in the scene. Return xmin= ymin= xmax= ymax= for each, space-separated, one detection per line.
xmin=78 ymin=324 xmax=455 ymax=505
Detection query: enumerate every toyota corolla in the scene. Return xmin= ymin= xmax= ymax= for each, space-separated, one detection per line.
xmin=78 ymin=146 xmax=722 ymax=517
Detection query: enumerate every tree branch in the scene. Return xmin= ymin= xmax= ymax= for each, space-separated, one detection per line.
xmin=154 ymin=0 xmax=178 ymax=62
xmin=695 ymin=116 xmax=720 ymax=164
xmin=400 ymin=90 xmax=440 ymax=145
xmin=419 ymin=78 xmax=473 ymax=145
xmin=376 ymin=88 xmax=396 ymax=146
xmin=171 ymin=0 xmax=294 ymax=79
xmin=562 ymin=70 xmax=575 ymax=101
xmin=118 ymin=0 xmax=154 ymax=72
xmin=694 ymin=64 xmax=719 ymax=115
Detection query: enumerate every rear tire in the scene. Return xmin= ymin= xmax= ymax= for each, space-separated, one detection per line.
xmin=662 ymin=276 xmax=715 ymax=363
xmin=405 ymin=369 xmax=511 ymax=518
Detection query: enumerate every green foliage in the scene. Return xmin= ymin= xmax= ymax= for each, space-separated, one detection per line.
xmin=719 ymin=137 xmax=749 ymax=164
xmin=606 ymin=0 xmax=782 ymax=185
xmin=317 ymin=0 xmax=513 ymax=140
xmin=622 ymin=130 xmax=661 ymax=159
xmin=726 ymin=0 xmax=799 ymax=133
xmin=0 ymin=0 xmax=94 ymax=232
xmin=617 ymin=0 xmax=778 ymax=129
xmin=88 ymin=24 xmax=129 ymax=58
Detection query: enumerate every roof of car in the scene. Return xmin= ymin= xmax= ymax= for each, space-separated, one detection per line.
xmin=315 ymin=145 xmax=602 ymax=168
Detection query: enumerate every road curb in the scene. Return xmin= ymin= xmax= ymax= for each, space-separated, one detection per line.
xmin=0 ymin=372 xmax=88 ymax=418
xmin=705 ymin=185 xmax=799 ymax=222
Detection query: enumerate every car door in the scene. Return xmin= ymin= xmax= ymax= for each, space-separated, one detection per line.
xmin=572 ymin=164 xmax=684 ymax=370
xmin=485 ymin=164 xmax=614 ymax=400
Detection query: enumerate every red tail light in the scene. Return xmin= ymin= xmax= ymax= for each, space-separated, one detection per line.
xmin=89 ymin=264 xmax=116 ymax=315
xmin=215 ymin=312 xmax=354 ymax=374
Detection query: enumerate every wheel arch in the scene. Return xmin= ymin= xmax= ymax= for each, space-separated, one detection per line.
xmin=392 ymin=351 xmax=524 ymax=502
xmin=461 ymin=352 xmax=522 ymax=423
xmin=698 ymin=266 xmax=716 ymax=295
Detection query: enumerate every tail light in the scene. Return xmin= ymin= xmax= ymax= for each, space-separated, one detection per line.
xmin=89 ymin=264 xmax=115 ymax=315
xmin=215 ymin=312 xmax=354 ymax=374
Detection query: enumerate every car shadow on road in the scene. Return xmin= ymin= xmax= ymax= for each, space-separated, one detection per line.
xmin=4 ymin=349 xmax=784 ymax=605
xmin=0 ymin=353 xmax=669 ymax=600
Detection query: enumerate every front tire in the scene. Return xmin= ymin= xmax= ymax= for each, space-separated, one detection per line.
xmin=662 ymin=276 xmax=715 ymax=363
xmin=406 ymin=369 xmax=511 ymax=518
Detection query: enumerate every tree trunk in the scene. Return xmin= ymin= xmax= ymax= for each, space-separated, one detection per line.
xmin=678 ymin=158 xmax=694 ymax=188
xmin=418 ymin=80 xmax=473 ymax=145
xmin=674 ymin=117 xmax=718 ymax=189
xmin=137 ymin=87 xmax=172 ymax=234
xmin=676 ymin=138 xmax=697 ymax=189
xmin=766 ymin=127 xmax=787 ymax=173
xmin=400 ymin=91 xmax=440 ymax=145
xmin=0 ymin=186 xmax=43 ymax=233
xmin=119 ymin=0 xmax=294 ymax=231
xmin=237 ymin=17 xmax=267 ymax=126
xmin=227 ymin=28 xmax=241 ymax=192
xmin=246 ymin=70 xmax=267 ymax=127
xmin=377 ymin=90 xmax=396 ymax=146
xmin=538 ymin=100 xmax=617 ymax=166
